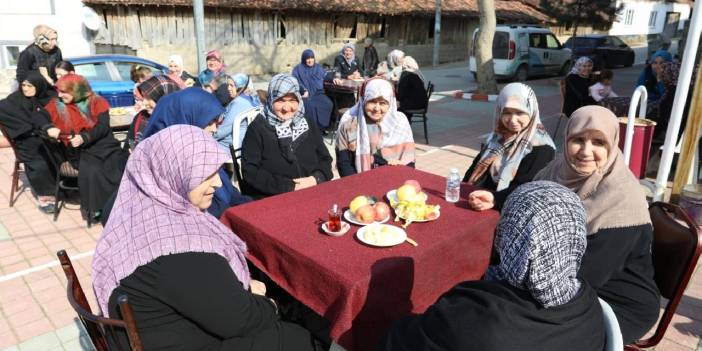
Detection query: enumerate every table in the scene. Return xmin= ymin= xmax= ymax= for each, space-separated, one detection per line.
xmin=221 ymin=166 xmax=500 ymax=350
xmin=324 ymin=79 xmax=364 ymax=96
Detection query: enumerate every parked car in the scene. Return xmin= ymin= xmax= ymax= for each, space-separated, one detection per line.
xmin=67 ymin=55 xmax=168 ymax=107
xmin=563 ymin=35 xmax=635 ymax=70
xmin=469 ymin=24 xmax=572 ymax=82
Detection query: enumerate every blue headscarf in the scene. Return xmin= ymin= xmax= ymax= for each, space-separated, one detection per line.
xmin=291 ymin=49 xmax=326 ymax=96
xmin=142 ymin=87 xmax=225 ymax=139
xmin=651 ymin=50 xmax=673 ymax=63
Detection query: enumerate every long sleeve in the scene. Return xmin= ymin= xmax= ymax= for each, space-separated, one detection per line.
xmin=241 ymin=122 xmax=296 ymax=196
xmin=309 ymin=122 xmax=333 ymax=183
xmin=15 ymin=48 xmax=35 ymax=84
xmin=493 ymin=146 xmax=555 ymax=210
xmin=589 ymin=84 xmax=604 ymax=102
xmin=336 ymin=148 xmax=357 ymax=177
xmin=80 ymin=111 xmax=111 ymax=148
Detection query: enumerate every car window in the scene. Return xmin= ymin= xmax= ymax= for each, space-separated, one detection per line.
xmin=114 ymin=61 xmax=163 ymax=82
xmin=492 ymin=31 xmax=510 ymax=59
xmin=545 ymin=34 xmax=561 ymax=49
xmin=603 ymin=37 xmax=614 ymax=47
xmin=74 ymin=63 xmax=112 ymax=81
xmin=529 ymin=33 xmax=544 ymax=48
xmin=610 ymin=37 xmax=627 ymax=47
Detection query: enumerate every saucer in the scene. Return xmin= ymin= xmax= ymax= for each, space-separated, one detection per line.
xmin=322 ymin=221 xmax=351 ymax=237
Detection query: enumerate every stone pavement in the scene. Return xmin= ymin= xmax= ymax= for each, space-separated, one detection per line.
xmin=1 ymin=64 xmax=701 ymax=350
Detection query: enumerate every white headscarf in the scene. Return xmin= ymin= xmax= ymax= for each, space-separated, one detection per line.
xmin=570 ymin=57 xmax=593 ymax=78
xmin=401 ymin=56 xmax=425 ymax=84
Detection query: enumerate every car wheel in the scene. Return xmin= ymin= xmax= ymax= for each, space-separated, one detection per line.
xmin=513 ymin=65 xmax=528 ymax=82
xmin=559 ymin=61 xmax=571 ymax=76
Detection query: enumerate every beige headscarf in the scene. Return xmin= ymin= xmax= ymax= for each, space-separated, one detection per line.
xmin=535 ymin=105 xmax=650 ymax=234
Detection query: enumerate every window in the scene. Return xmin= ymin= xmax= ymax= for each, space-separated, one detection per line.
xmin=2 ymin=45 xmax=24 ymax=68
xmin=545 ymin=34 xmax=561 ymax=49
xmin=74 ymin=62 xmax=112 ymax=81
xmin=491 ymin=31 xmax=510 ymax=59
xmin=113 ymin=61 xmax=162 ymax=81
xmin=610 ymin=36 xmax=627 ymax=48
xmin=529 ymin=33 xmax=544 ymax=48
xmin=648 ymin=11 xmax=658 ymax=28
xmin=624 ymin=9 xmax=635 ymax=25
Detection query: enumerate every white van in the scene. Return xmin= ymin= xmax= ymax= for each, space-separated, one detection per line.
xmin=469 ymin=25 xmax=572 ymax=81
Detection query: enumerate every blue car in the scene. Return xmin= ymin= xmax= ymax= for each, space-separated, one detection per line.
xmin=66 ymin=54 xmax=168 ymax=107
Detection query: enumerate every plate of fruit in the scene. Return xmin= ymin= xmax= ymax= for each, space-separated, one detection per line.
xmin=345 ymin=195 xmax=392 ymax=226
xmin=386 ymin=180 xmax=440 ymax=228
xmin=356 ymin=223 xmax=407 ymax=247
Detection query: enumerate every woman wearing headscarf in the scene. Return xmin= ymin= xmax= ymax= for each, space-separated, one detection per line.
xmin=126 ymin=75 xmax=181 ymax=151
xmin=43 ymin=74 xmax=127 ymax=219
xmin=0 ymin=72 xmax=56 ymax=212
xmin=533 ymin=106 xmax=660 ymax=343
xmin=377 ymin=181 xmax=605 ymax=351
xmin=16 ymin=24 xmax=62 ymax=85
xmin=198 ymin=49 xmax=226 ymax=87
xmin=292 ymin=49 xmax=334 ymax=130
xmin=241 ymin=74 xmax=333 ymax=199
xmin=465 ymin=83 xmax=555 ymax=211
xmin=562 ymin=57 xmax=595 ymax=117
xmin=167 ymin=54 xmax=196 ymax=89
xmin=386 ymin=49 xmax=405 ymax=80
xmin=396 ymin=56 xmax=428 ymax=121
xmin=214 ymin=73 xmax=262 ymax=151
xmin=651 ymin=61 xmax=684 ymax=147
xmin=335 ymin=78 xmax=415 ymax=177
xmin=333 ymin=43 xmax=361 ymax=79
xmin=92 ymin=125 xmax=316 ymax=351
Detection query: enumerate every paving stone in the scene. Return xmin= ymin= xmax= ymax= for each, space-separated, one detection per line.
xmin=16 ymin=331 xmax=60 ymax=351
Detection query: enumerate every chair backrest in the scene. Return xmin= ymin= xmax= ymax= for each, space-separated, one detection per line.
xmin=57 ymin=250 xmax=143 ymax=351
xmin=629 ymin=202 xmax=702 ymax=349
xmin=598 ymin=297 xmax=624 ymax=351
xmin=426 ymin=81 xmax=434 ymax=102
xmin=231 ymin=106 xmax=261 ymax=153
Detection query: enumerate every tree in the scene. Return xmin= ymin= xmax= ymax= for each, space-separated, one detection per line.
xmin=475 ymin=0 xmax=498 ymax=94
xmin=540 ymin=0 xmax=621 ymax=39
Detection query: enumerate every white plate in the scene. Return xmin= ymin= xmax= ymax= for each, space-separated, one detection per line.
xmin=344 ymin=209 xmax=390 ymax=226
xmin=322 ymin=221 xmax=350 ymax=237
xmin=356 ymin=224 xmax=407 ymax=247
xmin=386 ymin=189 xmax=428 ymax=204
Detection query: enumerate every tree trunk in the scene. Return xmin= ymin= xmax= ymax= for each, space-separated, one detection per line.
xmin=476 ymin=0 xmax=498 ymax=94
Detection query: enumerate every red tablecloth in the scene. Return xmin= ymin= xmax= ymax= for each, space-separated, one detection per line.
xmin=221 ymin=166 xmax=499 ymax=350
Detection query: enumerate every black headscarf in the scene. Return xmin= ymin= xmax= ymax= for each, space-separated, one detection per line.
xmin=214 ymin=76 xmax=234 ymax=107
xmin=0 ymin=72 xmax=54 ymax=139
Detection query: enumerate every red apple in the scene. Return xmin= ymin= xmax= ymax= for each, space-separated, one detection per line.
xmin=356 ymin=204 xmax=376 ymax=224
xmin=374 ymin=202 xmax=391 ymax=221
xmin=404 ymin=180 xmax=422 ymax=193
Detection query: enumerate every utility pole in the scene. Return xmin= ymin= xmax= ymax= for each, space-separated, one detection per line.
xmin=193 ymin=0 xmax=206 ymax=72
xmin=432 ymin=0 xmax=442 ymax=67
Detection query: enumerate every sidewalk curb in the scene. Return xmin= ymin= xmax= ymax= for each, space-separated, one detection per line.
xmin=453 ymin=90 xmax=498 ymax=102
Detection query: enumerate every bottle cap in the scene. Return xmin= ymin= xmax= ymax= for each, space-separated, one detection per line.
xmin=450 ymin=168 xmax=459 ymax=174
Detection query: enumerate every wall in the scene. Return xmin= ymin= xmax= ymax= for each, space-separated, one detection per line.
xmin=609 ymin=0 xmax=691 ymax=37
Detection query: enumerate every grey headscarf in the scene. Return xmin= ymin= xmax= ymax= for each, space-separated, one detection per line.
xmin=264 ymin=73 xmax=308 ymax=142
xmin=485 ymin=181 xmax=587 ymax=308
xmin=341 ymin=43 xmax=356 ymax=66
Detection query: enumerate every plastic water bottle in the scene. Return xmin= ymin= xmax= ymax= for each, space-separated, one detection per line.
xmin=445 ymin=168 xmax=461 ymax=203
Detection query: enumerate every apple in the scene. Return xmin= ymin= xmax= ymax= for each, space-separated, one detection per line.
xmin=374 ymin=202 xmax=391 ymax=221
xmin=425 ymin=211 xmax=438 ymax=220
xmin=356 ymin=204 xmax=376 ymax=224
xmin=349 ymin=195 xmax=370 ymax=215
xmin=397 ymin=184 xmax=419 ymax=202
xmin=403 ymin=180 xmax=422 ymax=193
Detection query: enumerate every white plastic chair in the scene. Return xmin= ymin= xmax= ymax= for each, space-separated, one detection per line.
xmin=230 ymin=106 xmax=262 ymax=183
xmin=599 ymin=297 xmax=624 ymax=351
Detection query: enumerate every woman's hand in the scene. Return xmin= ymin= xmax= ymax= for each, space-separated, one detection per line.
xmin=47 ymin=127 xmax=61 ymax=139
xmin=293 ymin=176 xmax=317 ymax=190
xmin=69 ymin=134 xmax=84 ymax=148
xmin=250 ymin=280 xmax=267 ymax=296
xmin=468 ymin=190 xmax=495 ymax=211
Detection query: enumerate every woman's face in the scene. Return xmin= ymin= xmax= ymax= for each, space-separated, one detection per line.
xmin=188 ymin=170 xmax=222 ymax=210
xmin=272 ymin=93 xmax=300 ymax=120
xmin=207 ymin=58 xmax=221 ymax=71
xmin=168 ymin=61 xmax=181 ymax=74
xmin=305 ymin=57 xmax=315 ymax=67
xmin=651 ymin=56 xmax=666 ymax=76
xmin=55 ymin=68 xmax=71 ymax=80
xmin=143 ymin=97 xmax=157 ymax=114
xmin=41 ymin=33 xmax=58 ymax=52
xmin=567 ymin=130 xmax=609 ymax=174
xmin=499 ymin=107 xmax=531 ymax=134
xmin=227 ymin=79 xmax=237 ymax=98
xmin=343 ymin=48 xmax=354 ymax=60
xmin=580 ymin=61 xmax=593 ymax=76
xmin=204 ymin=116 xmax=222 ymax=135
xmin=364 ymin=97 xmax=390 ymax=122
xmin=21 ymin=81 xmax=36 ymax=97
xmin=58 ymin=90 xmax=74 ymax=104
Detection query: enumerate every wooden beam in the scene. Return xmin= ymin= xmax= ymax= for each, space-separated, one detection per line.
xmin=672 ymin=54 xmax=702 ymax=196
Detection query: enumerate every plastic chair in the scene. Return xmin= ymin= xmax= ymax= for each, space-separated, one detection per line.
xmin=0 ymin=124 xmax=24 ymax=206
xmin=57 ymin=250 xmax=143 ymax=351
xmin=625 ymin=202 xmax=702 ymax=350
xmin=230 ymin=106 xmax=261 ymax=184
xmin=599 ymin=297 xmax=624 ymax=351
xmin=404 ymin=81 xmax=434 ymax=144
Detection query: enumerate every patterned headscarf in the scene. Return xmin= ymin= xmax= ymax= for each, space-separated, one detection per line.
xmin=32 ymin=24 xmax=57 ymax=52
xmin=535 ymin=106 xmax=651 ymax=234
xmin=264 ymin=73 xmax=308 ymax=142
xmin=486 ymin=181 xmax=587 ymax=308
xmin=93 ymin=125 xmax=249 ymax=316
xmin=336 ymin=78 xmax=415 ymax=172
xmin=466 ymin=83 xmax=555 ymax=191
xmin=570 ymin=57 xmax=593 ymax=78
xmin=659 ymin=61 xmax=681 ymax=87
xmin=137 ymin=75 xmax=181 ymax=103
xmin=46 ymin=74 xmax=109 ymax=140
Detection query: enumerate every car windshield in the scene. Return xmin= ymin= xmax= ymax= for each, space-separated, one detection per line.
xmin=566 ymin=37 xmax=601 ymax=48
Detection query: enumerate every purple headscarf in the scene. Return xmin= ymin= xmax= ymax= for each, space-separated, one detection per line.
xmin=92 ymin=125 xmax=250 ymax=316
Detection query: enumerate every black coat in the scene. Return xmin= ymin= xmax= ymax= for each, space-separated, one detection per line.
xmin=362 ymin=46 xmax=380 ymax=77
xmin=397 ymin=71 xmax=427 ymax=112
xmin=16 ymin=44 xmax=63 ymax=83
xmin=333 ymin=55 xmax=360 ymax=79
xmin=108 ymin=252 xmax=316 ymax=351
xmin=241 ymin=115 xmax=333 ymax=198
xmin=563 ymin=74 xmax=596 ymax=117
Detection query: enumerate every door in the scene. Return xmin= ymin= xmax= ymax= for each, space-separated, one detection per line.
xmin=528 ymin=33 xmax=547 ymax=76
xmin=544 ymin=33 xmax=566 ymax=74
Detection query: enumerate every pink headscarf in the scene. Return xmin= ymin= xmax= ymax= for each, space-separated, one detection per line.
xmin=206 ymin=50 xmax=225 ymax=74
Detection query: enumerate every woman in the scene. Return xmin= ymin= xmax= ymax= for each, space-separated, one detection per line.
xmin=16 ymin=24 xmax=62 ymax=85
xmin=396 ymin=56 xmax=427 ymax=120
xmin=333 ymin=43 xmax=361 ymax=79
xmin=651 ymin=61 xmax=683 ymax=147
xmin=126 ymin=75 xmax=181 ymax=151
xmin=0 ymin=72 xmax=56 ymax=212
xmin=54 ymin=61 xmax=74 ymax=81
xmin=336 ymin=78 xmax=415 ymax=177
xmin=130 ymin=65 xmax=153 ymax=112
xmin=214 ymin=73 xmax=261 ymax=151
xmin=466 ymin=83 xmax=555 ymax=211
xmin=562 ymin=57 xmax=595 ymax=117
xmin=92 ymin=125 xmax=316 ymax=351
xmin=637 ymin=50 xmax=672 ymax=102
xmin=377 ymin=181 xmax=605 ymax=351
xmin=167 ymin=54 xmax=196 ymax=89
xmin=534 ymin=106 xmax=659 ymax=343
xmin=292 ymin=49 xmax=334 ymax=130
xmin=386 ymin=49 xmax=405 ymax=80
xmin=198 ymin=49 xmax=226 ymax=84
xmin=241 ymin=74 xmax=333 ymax=198
xmin=44 ymin=74 xmax=127 ymax=219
